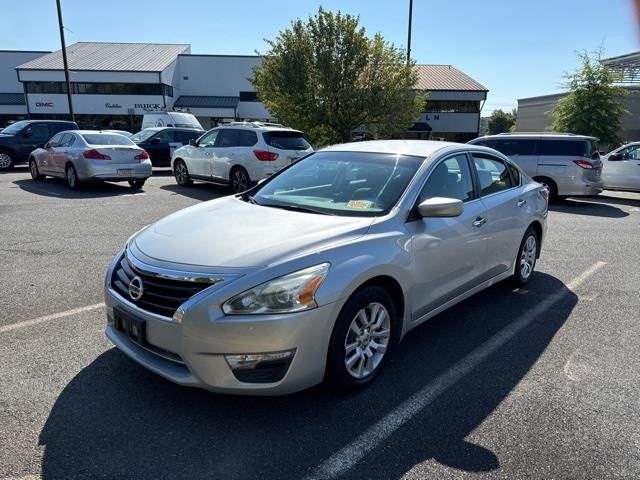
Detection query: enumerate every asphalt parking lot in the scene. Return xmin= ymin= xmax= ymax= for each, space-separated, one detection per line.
xmin=1 ymin=167 xmax=639 ymax=480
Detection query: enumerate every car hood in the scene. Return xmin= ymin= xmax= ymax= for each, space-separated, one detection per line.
xmin=132 ymin=196 xmax=375 ymax=268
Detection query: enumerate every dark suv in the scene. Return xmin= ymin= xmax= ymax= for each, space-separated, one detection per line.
xmin=0 ymin=120 xmax=78 ymax=171
xmin=129 ymin=127 xmax=204 ymax=166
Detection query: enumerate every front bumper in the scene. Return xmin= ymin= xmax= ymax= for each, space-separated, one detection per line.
xmin=77 ymin=160 xmax=152 ymax=182
xmin=104 ymin=286 xmax=338 ymax=395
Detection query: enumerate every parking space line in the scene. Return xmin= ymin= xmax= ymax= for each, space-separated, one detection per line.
xmin=304 ymin=261 xmax=607 ymax=480
xmin=0 ymin=303 xmax=105 ymax=334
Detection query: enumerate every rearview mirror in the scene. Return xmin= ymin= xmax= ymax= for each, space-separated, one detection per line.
xmin=417 ymin=197 xmax=464 ymax=218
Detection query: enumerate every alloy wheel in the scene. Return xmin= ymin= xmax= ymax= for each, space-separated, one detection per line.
xmin=344 ymin=302 xmax=391 ymax=379
xmin=175 ymin=162 xmax=187 ymax=184
xmin=30 ymin=160 xmax=39 ymax=179
xmin=232 ymin=169 xmax=249 ymax=193
xmin=66 ymin=167 xmax=77 ymax=188
xmin=0 ymin=153 xmax=11 ymax=169
xmin=520 ymin=234 xmax=537 ymax=279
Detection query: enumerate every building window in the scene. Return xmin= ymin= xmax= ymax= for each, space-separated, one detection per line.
xmin=424 ymin=100 xmax=480 ymax=113
xmin=24 ymin=81 xmax=172 ymax=96
xmin=239 ymin=91 xmax=259 ymax=102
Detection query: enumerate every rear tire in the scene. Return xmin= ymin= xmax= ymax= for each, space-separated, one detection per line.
xmin=325 ymin=286 xmax=395 ymax=391
xmin=65 ymin=164 xmax=81 ymax=190
xmin=173 ymin=160 xmax=192 ymax=186
xmin=533 ymin=177 xmax=559 ymax=203
xmin=0 ymin=149 xmax=15 ymax=171
xmin=128 ymin=179 xmax=146 ymax=189
xmin=29 ymin=158 xmax=44 ymax=180
xmin=230 ymin=166 xmax=250 ymax=194
xmin=510 ymin=227 xmax=539 ymax=288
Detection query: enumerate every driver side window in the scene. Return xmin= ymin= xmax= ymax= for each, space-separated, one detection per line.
xmin=198 ymin=129 xmax=218 ymax=147
xmin=419 ymin=154 xmax=475 ymax=203
xmin=46 ymin=133 xmax=63 ymax=148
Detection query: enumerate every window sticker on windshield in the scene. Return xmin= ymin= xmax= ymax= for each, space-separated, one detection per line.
xmin=347 ymin=200 xmax=374 ymax=209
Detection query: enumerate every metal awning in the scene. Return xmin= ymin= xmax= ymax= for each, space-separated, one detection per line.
xmin=173 ymin=96 xmax=239 ymax=108
xmin=0 ymin=93 xmax=26 ymax=106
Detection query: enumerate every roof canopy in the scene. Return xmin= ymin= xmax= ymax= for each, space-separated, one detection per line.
xmin=413 ymin=65 xmax=487 ymax=91
xmin=16 ymin=42 xmax=189 ymax=72
xmin=602 ymin=51 xmax=640 ymax=84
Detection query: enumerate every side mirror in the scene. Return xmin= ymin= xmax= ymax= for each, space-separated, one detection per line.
xmin=150 ymin=137 xmax=161 ymax=145
xmin=23 ymin=130 xmax=33 ymax=138
xmin=609 ymin=153 xmax=622 ymax=161
xmin=417 ymin=197 xmax=464 ymax=218
xmin=38 ymin=143 xmax=46 ymax=149
xmin=189 ymin=138 xmax=197 ymax=146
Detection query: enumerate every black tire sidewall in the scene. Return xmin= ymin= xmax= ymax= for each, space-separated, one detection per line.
xmin=230 ymin=167 xmax=249 ymax=193
xmin=128 ymin=179 xmax=146 ymax=189
xmin=325 ymin=286 xmax=396 ymax=390
xmin=29 ymin=158 xmax=41 ymax=180
xmin=513 ymin=227 xmax=538 ymax=287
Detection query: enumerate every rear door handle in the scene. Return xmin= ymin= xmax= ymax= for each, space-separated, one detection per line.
xmin=472 ymin=217 xmax=486 ymax=227
xmin=517 ymin=199 xmax=527 ymax=207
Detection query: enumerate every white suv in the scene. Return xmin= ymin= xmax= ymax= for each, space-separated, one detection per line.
xmin=170 ymin=122 xmax=313 ymax=193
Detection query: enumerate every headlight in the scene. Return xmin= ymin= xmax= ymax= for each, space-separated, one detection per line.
xmin=222 ymin=263 xmax=330 ymax=315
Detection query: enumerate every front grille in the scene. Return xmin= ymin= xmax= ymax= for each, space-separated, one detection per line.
xmin=111 ymin=255 xmax=213 ymax=317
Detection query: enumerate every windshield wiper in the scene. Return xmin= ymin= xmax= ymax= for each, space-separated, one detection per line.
xmin=259 ymin=202 xmax=333 ymax=215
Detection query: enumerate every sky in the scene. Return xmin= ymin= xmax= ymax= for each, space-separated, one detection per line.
xmin=2 ymin=0 xmax=639 ymax=115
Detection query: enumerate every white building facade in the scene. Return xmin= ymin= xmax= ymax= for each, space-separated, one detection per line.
xmin=1 ymin=42 xmax=487 ymax=139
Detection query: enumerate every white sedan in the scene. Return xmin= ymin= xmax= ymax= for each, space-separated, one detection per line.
xmin=601 ymin=142 xmax=640 ymax=192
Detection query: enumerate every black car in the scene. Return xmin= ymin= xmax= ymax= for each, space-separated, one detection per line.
xmin=0 ymin=120 xmax=78 ymax=171
xmin=130 ymin=127 xmax=204 ymax=166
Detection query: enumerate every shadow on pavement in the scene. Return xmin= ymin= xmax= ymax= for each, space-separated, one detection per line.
xmin=39 ymin=273 xmax=577 ymax=479
xmin=12 ymin=178 xmax=146 ymax=199
xmin=583 ymin=192 xmax=640 ymax=208
xmin=160 ymin=183 xmax=230 ymax=202
xmin=550 ymin=198 xmax=629 ymax=218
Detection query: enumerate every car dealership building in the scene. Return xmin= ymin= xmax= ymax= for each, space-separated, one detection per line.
xmin=0 ymin=42 xmax=487 ymax=140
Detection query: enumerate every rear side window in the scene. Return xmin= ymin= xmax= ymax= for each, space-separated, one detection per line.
xmin=472 ymin=154 xmax=514 ymax=196
xmin=538 ymin=139 xmax=592 ymax=157
xmin=263 ymin=131 xmax=311 ymax=151
xmin=26 ymin=123 xmax=50 ymax=139
xmin=81 ymin=134 xmax=134 ymax=146
xmin=217 ymin=129 xmax=257 ymax=147
xmin=51 ymin=122 xmax=76 ymax=134
xmin=506 ymin=162 xmax=521 ymax=186
xmin=59 ymin=133 xmax=75 ymax=147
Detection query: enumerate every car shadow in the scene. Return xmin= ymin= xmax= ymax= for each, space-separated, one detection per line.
xmin=12 ymin=178 xmax=145 ymax=199
xmin=160 ymin=183 xmax=231 ymax=202
xmin=39 ymin=273 xmax=577 ymax=479
xmin=152 ymin=167 xmax=174 ymax=177
xmin=550 ymin=198 xmax=629 ymax=218
xmin=584 ymin=192 xmax=640 ymax=208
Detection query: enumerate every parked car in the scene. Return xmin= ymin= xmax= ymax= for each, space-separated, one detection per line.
xmin=468 ymin=133 xmax=603 ymax=201
xmin=600 ymin=142 xmax=640 ymax=192
xmin=141 ymin=112 xmax=202 ymax=130
xmin=130 ymin=127 xmax=204 ymax=166
xmin=28 ymin=130 xmax=152 ymax=190
xmin=104 ymin=140 xmax=548 ymax=395
xmin=0 ymin=120 xmax=78 ymax=171
xmin=171 ymin=122 xmax=313 ymax=193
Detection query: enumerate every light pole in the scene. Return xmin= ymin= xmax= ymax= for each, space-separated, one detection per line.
xmin=55 ymin=0 xmax=74 ymax=122
xmin=407 ymin=0 xmax=413 ymax=64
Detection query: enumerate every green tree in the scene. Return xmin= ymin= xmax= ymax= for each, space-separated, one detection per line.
xmin=251 ymin=8 xmax=425 ymax=145
xmin=488 ymin=109 xmax=516 ymax=135
xmin=551 ymin=50 xmax=627 ymax=146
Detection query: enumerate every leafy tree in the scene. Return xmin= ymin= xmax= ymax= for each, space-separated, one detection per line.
xmin=551 ymin=49 xmax=627 ymax=146
xmin=488 ymin=109 xmax=516 ymax=135
xmin=251 ymin=8 xmax=425 ymax=145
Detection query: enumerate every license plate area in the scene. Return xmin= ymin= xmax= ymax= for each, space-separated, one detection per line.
xmin=117 ymin=169 xmax=133 ymax=176
xmin=114 ymin=309 xmax=146 ymax=346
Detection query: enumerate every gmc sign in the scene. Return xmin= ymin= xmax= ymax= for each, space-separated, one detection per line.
xmin=35 ymin=102 xmax=53 ymax=107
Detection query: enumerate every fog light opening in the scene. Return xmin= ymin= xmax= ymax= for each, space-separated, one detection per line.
xmin=225 ymin=349 xmax=295 ymax=383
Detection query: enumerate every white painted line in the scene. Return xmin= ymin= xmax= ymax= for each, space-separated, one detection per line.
xmin=0 ymin=303 xmax=105 ymax=334
xmin=304 ymin=261 xmax=607 ymax=480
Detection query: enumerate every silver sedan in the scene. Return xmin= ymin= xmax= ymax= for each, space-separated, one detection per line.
xmin=104 ymin=140 xmax=548 ymax=395
xmin=29 ymin=130 xmax=152 ymax=190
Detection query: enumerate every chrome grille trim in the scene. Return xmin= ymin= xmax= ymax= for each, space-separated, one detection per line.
xmin=125 ymin=250 xmax=225 ymax=284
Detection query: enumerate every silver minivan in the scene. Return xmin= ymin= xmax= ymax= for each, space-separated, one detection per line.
xmin=469 ymin=133 xmax=603 ymax=201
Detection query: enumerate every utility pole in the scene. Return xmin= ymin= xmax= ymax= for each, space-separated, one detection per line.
xmin=56 ymin=0 xmax=74 ymax=121
xmin=407 ymin=0 xmax=413 ymax=64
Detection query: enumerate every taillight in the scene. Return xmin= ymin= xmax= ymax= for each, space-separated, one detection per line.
xmin=539 ymin=187 xmax=549 ymax=203
xmin=254 ymin=150 xmax=279 ymax=161
xmin=83 ymin=149 xmax=110 ymax=160
xmin=573 ymin=159 xmax=593 ymax=169
xmin=135 ymin=150 xmax=150 ymax=160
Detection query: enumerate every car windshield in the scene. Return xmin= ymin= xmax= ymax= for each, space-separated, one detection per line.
xmin=1 ymin=120 xmax=30 ymax=135
xmin=252 ymin=151 xmax=422 ymax=217
xmin=130 ymin=129 xmax=159 ymax=143
xmin=81 ymin=134 xmax=135 ymax=146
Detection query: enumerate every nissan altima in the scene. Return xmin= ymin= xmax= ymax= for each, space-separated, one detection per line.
xmin=104 ymin=140 xmax=548 ymax=395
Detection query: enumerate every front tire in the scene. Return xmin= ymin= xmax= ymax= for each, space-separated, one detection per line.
xmin=128 ymin=179 xmax=146 ymax=189
xmin=65 ymin=164 xmax=81 ymax=190
xmin=173 ymin=160 xmax=192 ymax=186
xmin=325 ymin=286 xmax=395 ymax=390
xmin=511 ymin=227 xmax=539 ymax=287
xmin=0 ymin=149 xmax=15 ymax=171
xmin=230 ymin=166 xmax=250 ymax=194
xmin=29 ymin=158 xmax=44 ymax=180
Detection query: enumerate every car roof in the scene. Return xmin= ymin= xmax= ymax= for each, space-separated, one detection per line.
xmin=215 ymin=123 xmax=301 ymax=133
xmin=322 ymin=139 xmax=460 ymax=158
xmin=474 ymin=133 xmax=597 ymax=141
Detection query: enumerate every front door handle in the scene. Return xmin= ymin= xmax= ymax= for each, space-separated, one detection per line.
xmin=517 ymin=199 xmax=527 ymax=207
xmin=472 ymin=217 xmax=486 ymax=227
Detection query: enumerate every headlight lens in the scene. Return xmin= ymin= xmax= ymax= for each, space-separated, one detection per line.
xmin=222 ymin=263 xmax=330 ymax=315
